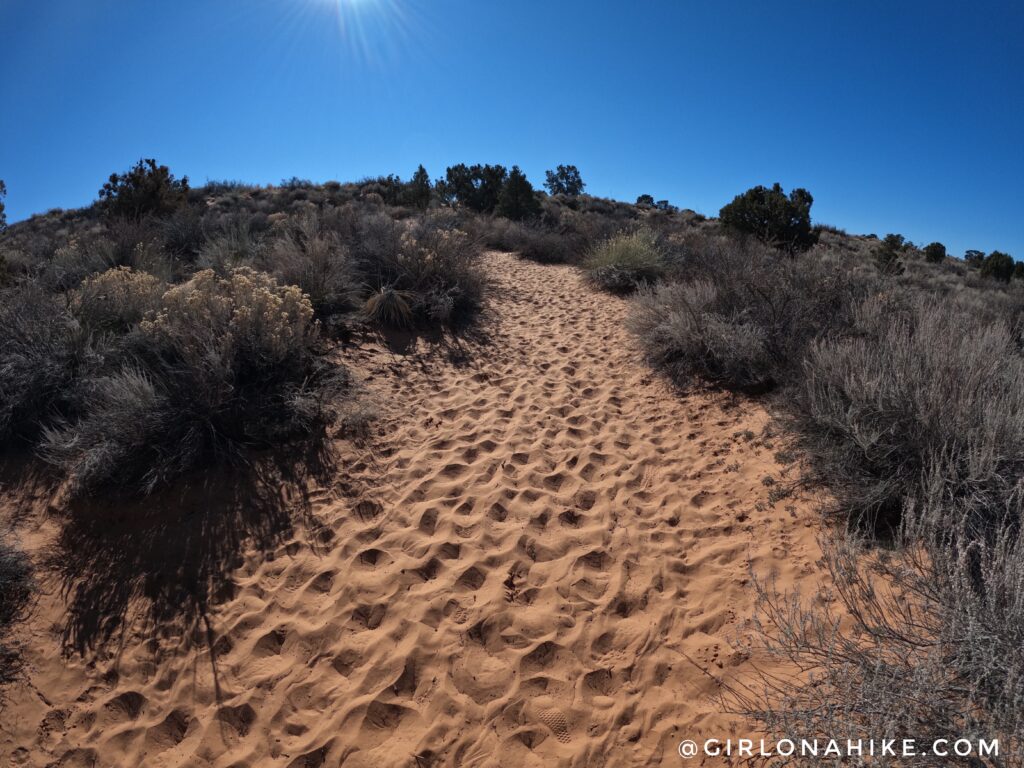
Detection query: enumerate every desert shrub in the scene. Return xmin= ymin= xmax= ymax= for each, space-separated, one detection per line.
xmin=266 ymin=214 xmax=356 ymax=318
xmin=161 ymin=205 xmax=207 ymax=259
xmin=746 ymin=514 xmax=1023 ymax=767
xmin=981 ymin=251 xmax=1015 ymax=283
xmin=0 ymin=180 xmax=7 ymax=231
xmin=0 ymin=535 xmax=32 ymax=682
xmin=513 ymin=225 xmax=581 ymax=264
xmin=544 ymin=165 xmax=585 ymax=196
xmin=584 ymin=229 xmax=665 ymax=292
xmin=40 ymin=237 xmax=118 ymax=291
xmin=387 ymin=222 xmax=485 ymax=325
xmin=495 ymin=166 xmax=541 ymax=221
xmin=99 ymin=159 xmax=189 ymax=221
xmin=0 ymin=286 xmax=91 ymax=445
xmin=813 ymin=222 xmax=848 ymax=236
xmin=325 ymin=204 xmax=402 ymax=272
xmin=744 ymin=298 xmax=1024 ymax=762
xmin=923 ymin=241 xmax=947 ymax=263
xmin=629 ymin=236 xmax=869 ymax=391
xmin=323 ymin=209 xmax=481 ymax=326
xmin=40 ymin=269 xmax=346 ymax=495
xmin=630 ymin=280 xmax=774 ymax=389
xmin=719 ymin=183 xmax=817 ymax=252
xmin=201 ymin=180 xmax=257 ymax=196
xmin=873 ymin=233 xmax=908 ymax=275
xmin=71 ymin=267 xmax=165 ymax=333
xmin=360 ymin=174 xmax=405 ymax=206
xmin=632 ymin=236 xmax=1024 ymax=758
xmin=280 ymin=177 xmax=314 ymax=191
xmin=463 ymin=215 xmax=524 ymax=252
xmin=197 ymin=218 xmax=262 ymax=273
xmin=792 ymin=296 xmax=1024 ymax=532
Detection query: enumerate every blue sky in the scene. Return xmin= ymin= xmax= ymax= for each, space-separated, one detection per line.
xmin=2 ymin=0 xmax=1022 ymax=256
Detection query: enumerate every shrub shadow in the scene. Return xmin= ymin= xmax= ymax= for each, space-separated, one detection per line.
xmin=371 ymin=315 xmax=495 ymax=369
xmin=47 ymin=441 xmax=336 ymax=665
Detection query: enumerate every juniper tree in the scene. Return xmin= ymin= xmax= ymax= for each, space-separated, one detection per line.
xmin=544 ymin=165 xmax=585 ymax=196
xmin=99 ymin=159 xmax=189 ymax=221
xmin=496 ymin=166 xmax=541 ymax=221
xmin=408 ymin=165 xmax=431 ymax=210
xmin=719 ymin=182 xmax=817 ymax=252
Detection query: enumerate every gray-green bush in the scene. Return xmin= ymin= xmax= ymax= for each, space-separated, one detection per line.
xmin=628 ymin=236 xmax=870 ymax=391
xmin=584 ymin=229 xmax=665 ymax=293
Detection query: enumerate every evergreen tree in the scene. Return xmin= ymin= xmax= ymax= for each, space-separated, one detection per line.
xmin=981 ymin=251 xmax=1014 ymax=283
xmin=0 ymin=180 xmax=6 ymax=231
xmin=440 ymin=164 xmax=507 ymax=212
xmin=922 ymin=242 xmax=946 ymax=263
xmin=719 ymin=183 xmax=817 ymax=252
xmin=964 ymin=249 xmax=985 ymax=268
xmin=99 ymin=158 xmax=189 ymax=221
xmin=496 ymin=166 xmax=541 ymax=221
xmin=544 ymin=165 xmax=585 ymax=196
xmin=408 ymin=165 xmax=431 ymax=210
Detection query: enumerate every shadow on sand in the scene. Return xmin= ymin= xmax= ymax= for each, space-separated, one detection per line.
xmin=373 ymin=313 xmax=496 ymax=369
xmin=46 ymin=441 xmax=340 ymax=667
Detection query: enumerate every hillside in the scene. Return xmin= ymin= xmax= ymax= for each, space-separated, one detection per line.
xmin=1 ymin=170 xmax=1021 ymax=767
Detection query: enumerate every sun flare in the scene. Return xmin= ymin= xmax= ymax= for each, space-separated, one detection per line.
xmin=306 ymin=0 xmax=413 ymax=65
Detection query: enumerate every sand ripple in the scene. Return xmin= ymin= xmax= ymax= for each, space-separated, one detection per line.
xmin=1 ymin=253 xmax=825 ymax=767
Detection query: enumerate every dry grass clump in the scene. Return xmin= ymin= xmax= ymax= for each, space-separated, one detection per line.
xmin=584 ymin=229 xmax=665 ymax=293
xmin=197 ymin=218 xmax=263 ymax=273
xmin=512 ymin=225 xmax=583 ymax=264
xmin=364 ymin=286 xmax=415 ymax=328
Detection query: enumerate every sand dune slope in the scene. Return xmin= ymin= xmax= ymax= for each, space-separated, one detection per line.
xmin=1 ymin=252 xmax=824 ymax=767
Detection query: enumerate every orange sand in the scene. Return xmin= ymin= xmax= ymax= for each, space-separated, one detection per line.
xmin=0 ymin=252 xmax=825 ymax=767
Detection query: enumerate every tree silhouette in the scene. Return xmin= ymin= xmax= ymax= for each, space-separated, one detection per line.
xmin=409 ymin=165 xmax=431 ymax=210
xmin=544 ymin=165 xmax=585 ymax=196
xmin=99 ymin=159 xmax=189 ymax=221
xmin=496 ymin=166 xmax=541 ymax=221
xmin=719 ymin=182 xmax=817 ymax=252
xmin=438 ymin=164 xmax=508 ymax=213
xmin=922 ymin=242 xmax=946 ymax=263
xmin=981 ymin=251 xmax=1014 ymax=283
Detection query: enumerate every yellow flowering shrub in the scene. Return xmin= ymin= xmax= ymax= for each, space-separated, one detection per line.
xmin=140 ymin=267 xmax=315 ymax=368
xmin=72 ymin=267 xmax=164 ymax=332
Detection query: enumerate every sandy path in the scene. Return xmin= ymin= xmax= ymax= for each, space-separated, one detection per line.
xmin=0 ymin=252 xmax=824 ymax=767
